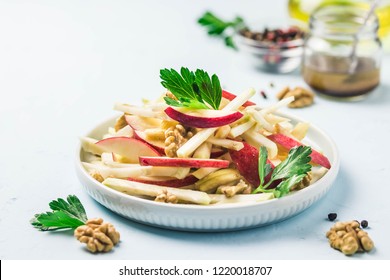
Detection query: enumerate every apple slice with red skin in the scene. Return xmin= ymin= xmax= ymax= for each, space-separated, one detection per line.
xmin=164 ymin=107 xmax=243 ymax=128
xmin=139 ymin=156 xmax=230 ymax=168
xmin=222 ymin=90 xmax=256 ymax=107
xmin=229 ymin=142 xmax=275 ymax=187
xmin=127 ymin=175 xmax=198 ymax=188
xmin=96 ymin=137 xmax=160 ymax=163
xmin=133 ymin=130 xmax=166 ymax=154
xmin=267 ymin=133 xmax=331 ymax=169
xmin=210 ymin=147 xmax=227 ymax=158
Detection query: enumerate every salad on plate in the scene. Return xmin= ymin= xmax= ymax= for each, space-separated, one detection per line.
xmin=80 ymin=67 xmax=331 ymax=206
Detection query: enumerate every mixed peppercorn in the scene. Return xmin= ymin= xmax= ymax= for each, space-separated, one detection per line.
xmin=239 ymin=26 xmax=305 ymax=45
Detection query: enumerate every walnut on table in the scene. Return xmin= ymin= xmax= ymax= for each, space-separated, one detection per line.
xmin=326 ymin=221 xmax=374 ymax=255
xmin=276 ymin=86 xmax=314 ymax=108
xmin=74 ymin=218 xmax=120 ymax=253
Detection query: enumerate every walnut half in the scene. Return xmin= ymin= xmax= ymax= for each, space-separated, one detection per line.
xmin=164 ymin=124 xmax=194 ymax=157
xmin=326 ymin=221 xmax=374 ymax=255
xmin=276 ymin=86 xmax=314 ymax=108
xmin=74 ymin=218 xmax=120 ymax=253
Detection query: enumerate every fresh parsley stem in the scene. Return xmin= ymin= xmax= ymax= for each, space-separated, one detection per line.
xmin=252 ymin=184 xmax=274 ymax=194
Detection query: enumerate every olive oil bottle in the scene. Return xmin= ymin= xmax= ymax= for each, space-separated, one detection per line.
xmin=288 ymin=0 xmax=390 ymax=49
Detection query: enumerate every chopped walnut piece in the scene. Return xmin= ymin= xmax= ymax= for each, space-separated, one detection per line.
xmin=241 ymin=183 xmax=253 ymax=194
xmin=276 ymin=86 xmax=314 ymax=108
xmin=290 ymin=172 xmax=312 ymax=191
xmin=90 ymin=171 xmax=104 ymax=183
xmin=155 ymin=189 xmax=178 ymax=204
xmin=74 ymin=218 xmax=120 ymax=253
xmin=216 ymin=180 xmax=249 ymax=198
xmin=164 ymin=124 xmax=194 ymax=157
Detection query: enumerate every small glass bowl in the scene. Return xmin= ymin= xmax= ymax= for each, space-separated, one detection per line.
xmin=235 ymin=29 xmax=304 ymax=73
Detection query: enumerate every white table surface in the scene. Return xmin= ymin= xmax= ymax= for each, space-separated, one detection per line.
xmin=1 ymin=0 xmax=389 ymax=260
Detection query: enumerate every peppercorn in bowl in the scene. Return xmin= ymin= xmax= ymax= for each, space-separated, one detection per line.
xmin=235 ymin=25 xmax=305 ymax=73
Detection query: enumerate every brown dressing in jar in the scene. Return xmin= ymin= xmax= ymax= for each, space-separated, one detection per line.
xmin=302 ymin=54 xmax=380 ymax=98
xmin=302 ymin=5 xmax=382 ymax=100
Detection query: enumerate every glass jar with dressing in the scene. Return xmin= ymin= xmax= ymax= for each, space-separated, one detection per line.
xmin=301 ymin=5 xmax=382 ymax=100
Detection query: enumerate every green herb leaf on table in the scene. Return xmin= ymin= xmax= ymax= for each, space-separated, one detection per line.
xmin=49 ymin=195 xmax=88 ymax=223
xmin=31 ymin=195 xmax=88 ymax=231
xmin=31 ymin=211 xmax=85 ymax=231
xmin=198 ymin=11 xmax=246 ymax=50
xmin=253 ymin=146 xmax=312 ymax=198
xmin=160 ymin=67 xmax=222 ymax=110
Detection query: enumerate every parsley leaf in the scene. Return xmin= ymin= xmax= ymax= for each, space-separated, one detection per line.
xmin=31 ymin=212 xmax=85 ymax=231
xmin=198 ymin=11 xmax=246 ymax=50
xmin=195 ymin=69 xmax=222 ymax=110
xmin=273 ymin=174 xmax=307 ymax=198
xmin=49 ymin=195 xmax=88 ymax=223
xmin=270 ymin=146 xmax=312 ymax=182
xmin=160 ymin=67 xmax=222 ymax=110
xmin=160 ymin=68 xmax=200 ymax=102
xmin=31 ymin=195 xmax=88 ymax=231
xmin=253 ymin=146 xmax=312 ymax=198
xmin=163 ymin=96 xmax=185 ymax=107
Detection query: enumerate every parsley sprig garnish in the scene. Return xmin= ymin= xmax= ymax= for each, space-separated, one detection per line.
xmin=31 ymin=195 xmax=88 ymax=231
xmin=253 ymin=146 xmax=312 ymax=198
xmin=197 ymin=11 xmax=246 ymax=49
xmin=160 ymin=67 xmax=222 ymax=110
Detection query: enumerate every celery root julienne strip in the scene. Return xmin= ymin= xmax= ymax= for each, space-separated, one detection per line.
xmin=206 ymin=137 xmax=244 ymax=151
xmin=80 ymin=137 xmax=109 ymax=156
xmin=82 ymin=162 xmax=190 ymax=179
xmin=229 ymin=119 xmax=255 ymax=138
xmin=176 ymin=88 xmax=256 ymax=158
xmin=192 ymin=167 xmax=220 ymax=179
xmin=242 ymin=128 xmax=278 ymax=159
xmin=246 ymin=108 xmax=274 ymax=133
xmin=103 ymin=178 xmax=211 ymax=205
xmin=259 ymin=96 xmax=295 ymax=115
xmin=193 ymin=142 xmax=212 ymax=159
xmin=114 ymin=103 xmax=165 ymax=118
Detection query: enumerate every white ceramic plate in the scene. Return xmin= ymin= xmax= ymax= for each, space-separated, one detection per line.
xmin=76 ymin=112 xmax=339 ymax=232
